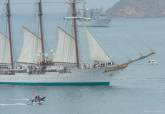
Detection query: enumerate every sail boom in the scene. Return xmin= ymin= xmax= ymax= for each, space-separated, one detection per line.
xmin=22 ymin=26 xmax=40 ymax=39
xmin=57 ymin=27 xmax=74 ymax=39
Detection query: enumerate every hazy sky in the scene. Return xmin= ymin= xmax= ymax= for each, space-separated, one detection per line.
xmin=0 ymin=0 xmax=119 ymax=14
xmin=86 ymin=0 xmax=119 ymax=9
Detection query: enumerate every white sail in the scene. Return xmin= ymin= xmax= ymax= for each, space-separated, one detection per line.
xmin=86 ymin=30 xmax=112 ymax=62
xmin=18 ymin=27 xmax=42 ymax=64
xmin=0 ymin=33 xmax=11 ymax=64
xmin=53 ymin=27 xmax=76 ymax=63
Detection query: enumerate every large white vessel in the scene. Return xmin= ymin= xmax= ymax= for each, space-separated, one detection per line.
xmin=0 ymin=0 xmax=154 ymax=86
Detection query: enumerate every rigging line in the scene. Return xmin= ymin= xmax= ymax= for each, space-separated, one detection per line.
xmin=35 ymin=2 xmax=40 ymax=39
xmin=0 ymin=13 xmax=6 ymax=36
xmin=41 ymin=2 xmax=66 ymax=4
xmin=122 ymin=32 xmax=143 ymax=61
xmin=82 ymin=27 xmax=89 ymax=60
xmin=7 ymin=2 xmax=35 ymax=4
xmin=64 ymin=20 xmax=70 ymax=62
xmin=64 ymin=19 xmax=73 ymax=62
xmin=0 ymin=13 xmax=3 ymax=32
xmin=0 ymin=18 xmax=6 ymax=35
xmin=121 ymin=31 xmax=153 ymax=63
xmin=134 ymin=33 xmax=152 ymax=50
xmin=124 ymin=30 xmax=151 ymax=50
xmin=4 ymin=2 xmax=66 ymax=4
xmin=2 ymin=5 xmax=8 ymax=37
xmin=107 ymin=31 xmax=133 ymax=61
xmin=42 ymin=4 xmax=66 ymax=6
xmin=122 ymin=31 xmax=140 ymax=52
xmin=9 ymin=4 xmax=66 ymax=7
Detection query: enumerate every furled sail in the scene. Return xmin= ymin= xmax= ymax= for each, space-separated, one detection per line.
xmin=86 ymin=30 xmax=112 ymax=62
xmin=0 ymin=33 xmax=11 ymax=64
xmin=53 ymin=27 xmax=76 ymax=63
xmin=18 ymin=27 xmax=42 ymax=64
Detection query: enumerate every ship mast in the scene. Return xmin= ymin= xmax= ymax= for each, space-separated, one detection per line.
xmin=38 ymin=0 xmax=45 ymax=61
xmin=71 ymin=0 xmax=80 ymax=68
xmin=6 ymin=0 xmax=14 ymax=69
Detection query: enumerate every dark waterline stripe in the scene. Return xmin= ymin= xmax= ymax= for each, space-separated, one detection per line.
xmin=0 ymin=82 xmax=110 ymax=86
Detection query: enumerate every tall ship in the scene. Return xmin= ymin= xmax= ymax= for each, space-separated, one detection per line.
xmin=0 ymin=0 xmax=154 ymax=86
xmin=77 ymin=0 xmax=111 ymax=27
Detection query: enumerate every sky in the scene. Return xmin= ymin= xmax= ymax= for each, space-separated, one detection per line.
xmin=0 ymin=0 xmax=119 ymax=15
xmin=0 ymin=0 xmax=119 ymax=56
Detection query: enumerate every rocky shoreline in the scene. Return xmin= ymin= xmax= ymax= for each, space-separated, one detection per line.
xmin=107 ymin=0 xmax=165 ymax=17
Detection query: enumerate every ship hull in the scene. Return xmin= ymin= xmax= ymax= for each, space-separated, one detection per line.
xmin=0 ymin=68 xmax=110 ymax=86
xmin=79 ymin=18 xmax=111 ymax=27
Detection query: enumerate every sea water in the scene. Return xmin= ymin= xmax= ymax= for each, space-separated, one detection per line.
xmin=0 ymin=16 xmax=165 ymax=114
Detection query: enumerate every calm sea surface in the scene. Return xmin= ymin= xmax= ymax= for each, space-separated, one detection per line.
xmin=0 ymin=17 xmax=165 ymax=114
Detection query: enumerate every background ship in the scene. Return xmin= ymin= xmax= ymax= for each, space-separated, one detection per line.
xmin=77 ymin=0 xmax=111 ymax=27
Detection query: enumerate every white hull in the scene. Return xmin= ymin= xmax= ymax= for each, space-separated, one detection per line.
xmin=0 ymin=68 xmax=110 ymax=86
